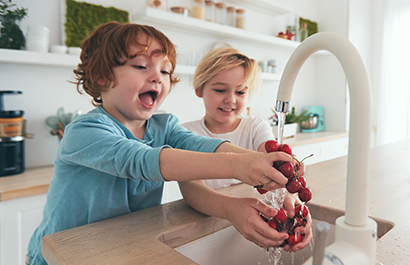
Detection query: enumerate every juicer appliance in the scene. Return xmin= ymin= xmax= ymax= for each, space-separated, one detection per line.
xmin=0 ymin=90 xmax=26 ymax=176
xmin=300 ymin=105 xmax=325 ymax=132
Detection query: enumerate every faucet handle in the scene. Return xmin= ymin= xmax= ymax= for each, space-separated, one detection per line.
xmin=312 ymin=221 xmax=330 ymax=265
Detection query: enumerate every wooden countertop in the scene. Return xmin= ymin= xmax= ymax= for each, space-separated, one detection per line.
xmin=42 ymin=139 xmax=410 ymax=264
xmin=0 ymin=131 xmax=347 ymax=202
xmin=0 ymin=166 xmax=53 ymax=201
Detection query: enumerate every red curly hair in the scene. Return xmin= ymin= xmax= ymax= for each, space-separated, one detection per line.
xmin=73 ymin=21 xmax=179 ymax=106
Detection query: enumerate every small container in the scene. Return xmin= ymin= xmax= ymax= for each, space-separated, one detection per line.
xmin=299 ymin=22 xmax=308 ymax=42
xmin=49 ymin=45 xmax=68 ymax=54
xmin=192 ymin=0 xmax=205 ymax=20
xmin=235 ymin=8 xmax=245 ymax=29
xmin=258 ymin=60 xmax=267 ymax=73
xmin=267 ymin=59 xmax=279 ymax=73
xmin=170 ymin=6 xmax=190 ymax=16
xmin=226 ymin=6 xmax=236 ymax=27
xmin=205 ymin=0 xmax=215 ymax=22
xmin=214 ymin=2 xmax=226 ymax=25
xmin=147 ymin=0 xmax=167 ymax=10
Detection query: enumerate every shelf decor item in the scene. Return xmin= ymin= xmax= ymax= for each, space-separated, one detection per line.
xmin=269 ymin=107 xmax=312 ymax=139
xmin=64 ymin=0 xmax=129 ymax=47
xmin=299 ymin=17 xmax=318 ymax=38
xmin=0 ymin=0 xmax=27 ymax=50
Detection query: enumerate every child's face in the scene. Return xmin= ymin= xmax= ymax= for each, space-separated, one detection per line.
xmin=101 ymin=40 xmax=172 ymax=129
xmin=197 ymin=66 xmax=249 ymax=133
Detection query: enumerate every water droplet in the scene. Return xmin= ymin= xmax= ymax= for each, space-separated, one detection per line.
xmin=392 ymin=252 xmax=397 ymax=255
xmin=328 ymin=200 xmax=332 ymax=203
xmin=386 ymin=250 xmax=390 ymax=253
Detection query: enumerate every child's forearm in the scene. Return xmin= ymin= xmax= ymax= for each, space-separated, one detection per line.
xmin=159 ymin=148 xmax=240 ymax=181
xmin=214 ymin=141 xmax=252 ymax=154
xmin=178 ymin=180 xmax=233 ymax=219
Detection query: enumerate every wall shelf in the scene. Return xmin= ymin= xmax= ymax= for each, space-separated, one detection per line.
xmin=0 ymin=49 xmax=280 ymax=81
xmin=132 ymin=8 xmax=299 ymax=50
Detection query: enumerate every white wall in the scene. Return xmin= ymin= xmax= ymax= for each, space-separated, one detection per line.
xmin=3 ymin=0 xmax=323 ymax=168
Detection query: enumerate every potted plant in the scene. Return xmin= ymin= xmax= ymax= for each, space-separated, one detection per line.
xmin=269 ymin=107 xmax=312 ymax=139
xmin=0 ymin=0 xmax=27 ymax=50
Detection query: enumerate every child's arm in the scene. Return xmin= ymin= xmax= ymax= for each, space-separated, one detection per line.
xmin=159 ymin=142 xmax=294 ymax=189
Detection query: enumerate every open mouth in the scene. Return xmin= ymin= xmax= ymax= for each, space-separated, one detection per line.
xmin=139 ymin=90 xmax=158 ymax=109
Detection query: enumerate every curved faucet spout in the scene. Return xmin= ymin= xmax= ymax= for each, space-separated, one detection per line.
xmin=276 ymin=32 xmax=372 ymax=227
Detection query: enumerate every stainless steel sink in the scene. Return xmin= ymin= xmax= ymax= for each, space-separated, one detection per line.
xmin=159 ymin=203 xmax=394 ymax=265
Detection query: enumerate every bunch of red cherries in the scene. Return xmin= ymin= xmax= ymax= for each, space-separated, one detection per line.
xmin=255 ymin=140 xmax=312 ymax=203
xmin=261 ymin=203 xmax=309 ymax=245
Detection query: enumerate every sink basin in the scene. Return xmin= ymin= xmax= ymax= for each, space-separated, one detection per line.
xmin=161 ymin=203 xmax=394 ymax=265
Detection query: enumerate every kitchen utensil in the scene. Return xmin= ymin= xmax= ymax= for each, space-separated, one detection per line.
xmin=300 ymin=105 xmax=324 ymax=132
xmin=0 ymin=91 xmax=26 ymax=176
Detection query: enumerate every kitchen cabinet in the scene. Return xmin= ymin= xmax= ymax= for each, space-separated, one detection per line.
xmin=0 ymin=194 xmax=47 ymax=265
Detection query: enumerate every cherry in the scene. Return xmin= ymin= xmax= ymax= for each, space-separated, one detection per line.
xmin=268 ymin=219 xmax=279 ymax=230
xmin=274 ymin=208 xmax=288 ymax=224
xmin=298 ymin=187 xmax=312 ymax=203
xmin=257 ymin=188 xmax=268 ymax=194
xmin=278 ymin=144 xmax=292 ymax=155
xmin=278 ymin=162 xmax=294 ymax=178
xmin=286 ymin=178 xmax=301 ymax=193
xmin=295 ymin=204 xmax=309 ymax=218
xmin=288 ymin=233 xmax=302 ymax=245
xmin=265 ymin=140 xmax=280 ymax=153
xmin=298 ymin=176 xmax=306 ymax=188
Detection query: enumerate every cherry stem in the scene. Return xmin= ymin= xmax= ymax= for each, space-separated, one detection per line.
xmin=294 ymin=154 xmax=314 ymax=164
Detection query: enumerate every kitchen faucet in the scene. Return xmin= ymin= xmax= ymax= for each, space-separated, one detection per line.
xmin=275 ymin=32 xmax=378 ymax=264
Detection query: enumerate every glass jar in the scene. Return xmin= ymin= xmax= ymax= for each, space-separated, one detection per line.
xmin=205 ymin=1 xmax=215 ymax=22
xmin=192 ymin=0 xmax=205 ymax=20
xmin=214 ymin=2 xmax=226 ymax=25
xmin=147 ymin=0 xmax=167 ymax=10
xmin=299 ymin=22 xmax=308 ymax=42
xmin=226 ymin=6 xmax=236 ymax=27
xmin=235 ymin=8 xmax=245 ymax=29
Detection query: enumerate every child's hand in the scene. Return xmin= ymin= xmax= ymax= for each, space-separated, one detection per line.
xmin=233 ymin=151 xmax=294 ymax=189
xmin=226 ymin=197 xmax=289 ymax=247
xmin=281 ymin=194 xmax=313 ymax=252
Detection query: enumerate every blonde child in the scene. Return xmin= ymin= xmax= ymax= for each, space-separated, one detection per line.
xmin=180 ymin=47 xmax=312 ymax=251
xmin=26 ymin=22 xmax=296 ymax=264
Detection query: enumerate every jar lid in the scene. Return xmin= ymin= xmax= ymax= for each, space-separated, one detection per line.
xmin=236 ymin=8 xmax=245 ymax=14
xmin=205 ymin=0 xmax=215 ymax=5
xmin=227 ymin=6 xmax=235 ymax=12
xmin=0 ymin=91 xmax=24 ymax=118
xmin=215 ymin=2 xmax=226 ymax=8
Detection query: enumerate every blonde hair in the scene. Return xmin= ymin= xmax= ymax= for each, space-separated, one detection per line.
xmin=193 ymin=47 xmax=261 ymax=98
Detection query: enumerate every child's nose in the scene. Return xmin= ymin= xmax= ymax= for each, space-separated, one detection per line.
xmin=150 ymin=71 xmax=162 ymax=84
xmin=224 ymin=93 xmax=236 ymax=103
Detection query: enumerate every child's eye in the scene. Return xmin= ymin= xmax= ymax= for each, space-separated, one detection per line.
xmin=214 ymin=89 xmax=225 ymax=93
xmin=237 ymin=91 xmax=246 ymax=95
xmin=133 ymin=65 xmax=146 ymax=70
xmin=161 ymin=70 xmax=171 ymax=75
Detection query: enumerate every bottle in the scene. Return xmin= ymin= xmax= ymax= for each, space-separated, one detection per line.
xmin=192 ymin=0 xmax=205 ymax=20
xmin=226 ymin=6 xmax=236 ymax=27
xmin=214 ymin=2 xmax=226 ymax=25
xmin=299 ymin=22 xmax=308 ymax=42
xmin=205 ymin=0 xmax=215 ymax=22
xmin=235 ymin=8 xmax=245 ymax=29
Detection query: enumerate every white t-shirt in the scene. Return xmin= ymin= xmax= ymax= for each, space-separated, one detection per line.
xmin=182 ymin=116 xmax=274 ymax=189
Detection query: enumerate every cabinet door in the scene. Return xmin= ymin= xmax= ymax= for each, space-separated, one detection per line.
xmin=0 ymin=194 xmax=46 ymax=265
xmin=324 ymin=137 xmax=349 ymax=160
xmin=292 ymin=142 xmax=325 ymax=165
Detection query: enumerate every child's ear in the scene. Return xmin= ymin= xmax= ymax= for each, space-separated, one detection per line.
xmin=194 ymin=87 xmax=203 ymax=98
xmin=97 ymin=78 xmax=107 ymax=87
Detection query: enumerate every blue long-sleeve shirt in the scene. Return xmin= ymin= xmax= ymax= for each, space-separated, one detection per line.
xmin=26 ymin=107 xmax=225 ymax=265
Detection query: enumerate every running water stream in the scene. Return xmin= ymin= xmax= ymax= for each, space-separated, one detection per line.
xmin=264 ymin=111 xmax=304 ymax=265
